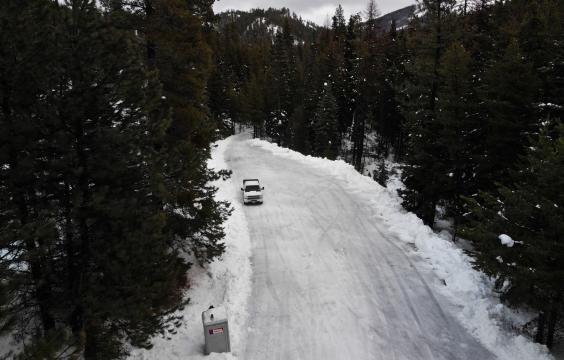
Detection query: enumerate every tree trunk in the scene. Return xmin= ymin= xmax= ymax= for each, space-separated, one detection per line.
xmin=145 ymin=0 xmax=157 ymax=71
xmin=83 ymin=321 xmax=100 ymax=360
xmin=353 ymin=112 xmax=365 ymax=172
xmin=422 ymin=199 xmax=437 ymax=228
xmin=430 ymin=1 xmax=442 ymax=112
xmin=546 ymin=296 xmax=560 ymax=349
xmin=69 ymin=113 xmax=92 ymax=342
xmin=535 ymin=311 xmax=545 ymax=344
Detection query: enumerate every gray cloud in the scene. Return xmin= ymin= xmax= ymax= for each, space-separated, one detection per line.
xmin=213 ymin=0 xmax=416 ymax=26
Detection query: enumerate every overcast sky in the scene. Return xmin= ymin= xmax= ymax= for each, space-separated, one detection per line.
xmin=213 ymin=0 xmax=416 ymax=26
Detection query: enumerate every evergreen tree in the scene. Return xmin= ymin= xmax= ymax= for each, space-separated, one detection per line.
xmin=343 ymin=14 xmax=362 ymax=126
xmin=432 ymin=42 xmax=481 ymax=239
xmin=301 ymin=42 xmax=323 ymax=155
xmin=518 ymin=0 xmax=564 ymax=133
xmin=462 ymin=122 xmax=564 ymax=349
xmin=372 ymin=19 xmax=406 ymax=157
xmin=1 ymin=1 xmax=229 ymax=358
xmin=351 ymin=110 xmax=368 ymax=171
xmin=267 ymin=19 xmax=296 ymax=146
xmin=332 ymin=5 xmax=346 ymax=43
xmin=374 ymin=157 xmax=389 ymax=187
xmin=399 ymin=0 xmax=457 ymax=227
xmin=47 ymin=1 xmax=189 ymax=357
xmin=351 ymin=1 xmax=380 ymax=172
xmin=328 ymin=6 xmax=349 ymax=137
xmin=477 ymin=39 xmax=540 ymax=190
xmin=0 ymin=0 xmax=61 ymax=341
xmin=313 ymin=83 xmax=339 ymax=159
xmin=109 ymin=0 xmax=229 ymax=264
xmin=208 ymin=58 xmax=236 ymax=136
xmin=289 ymin=105 xmax=310 ymax=154
xmin=242 ymin=74 xmax=267 ymax=138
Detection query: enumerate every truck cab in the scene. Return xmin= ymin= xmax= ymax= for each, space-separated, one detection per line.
xmin=241 ymin=179 xmax=264 ymax=205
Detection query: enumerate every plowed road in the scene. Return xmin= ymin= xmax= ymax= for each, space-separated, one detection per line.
xmin=225 ymin=135 xmax=494 ymax=360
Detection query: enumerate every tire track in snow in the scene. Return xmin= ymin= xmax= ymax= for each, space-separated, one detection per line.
xmin=229 ymin=135 xmax=495 ymax=360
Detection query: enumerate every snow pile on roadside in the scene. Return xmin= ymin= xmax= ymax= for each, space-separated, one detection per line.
xmin=129 ymin=136 xmax=252 ymax=360
xmin=247 ymin=138 xmax=552 ymax=360
xmin=0 ymin=334 xmax=20 ymax=359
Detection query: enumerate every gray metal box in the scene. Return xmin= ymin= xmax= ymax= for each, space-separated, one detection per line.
xmin=202 ymin=307 xmax=230 ymax=355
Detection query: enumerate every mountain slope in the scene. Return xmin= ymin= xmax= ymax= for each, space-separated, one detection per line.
xmin=375 ymin=5 xmax=417 ymax=30
xmin=215 ymin=5 xmax=417 ymax=42
xmin=216 ymin=8 xmax=319 ymax=41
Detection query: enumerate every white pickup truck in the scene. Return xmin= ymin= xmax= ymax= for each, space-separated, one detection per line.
xmin=241 ymin=179 xmax=264 ymax=205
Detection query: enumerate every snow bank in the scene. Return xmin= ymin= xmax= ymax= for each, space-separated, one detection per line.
xmin=0 ymin=334 xmax=20 ymax=359
xmin=129 ymin=136 xmax=253 ymax=359
xmin=247 ymin=138 xmax=553 ymax=360
xmin=499 ymin=234 xmax=515 ymax=248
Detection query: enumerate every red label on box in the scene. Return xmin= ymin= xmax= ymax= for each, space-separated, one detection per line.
xmin=209 ymin=327 xmax=224 ymax=335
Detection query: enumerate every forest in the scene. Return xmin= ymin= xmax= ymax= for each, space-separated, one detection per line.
xmin=0 ymin=0 xmax=563 ymax=358
xmin=210 ymin=0 xmax=563 ymax=351
xmin=0 ymin=0 xmax=228 ymax=358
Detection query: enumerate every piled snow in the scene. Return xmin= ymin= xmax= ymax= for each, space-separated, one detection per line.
xmin=267 ymin=24 xmax=281 ymax=34
xmin=129 ymin=136 xmax=253 ymax=359
xmin=0 ymin=334 xmax=20 ymax=359
xmin=246 ymin=137 xmax=553 ymax=360
xmin=246 ymin=17 xmax=266 ymax=31
xmin=499 ymin=234 xmax=515 ymax=248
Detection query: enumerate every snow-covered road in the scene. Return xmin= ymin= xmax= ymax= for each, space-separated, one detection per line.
xmin=225 ymin=134 xmax=494 ymax=360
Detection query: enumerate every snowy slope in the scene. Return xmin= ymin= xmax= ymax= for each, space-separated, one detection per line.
xmin=129 ymin=133 xmax=552 ymax=359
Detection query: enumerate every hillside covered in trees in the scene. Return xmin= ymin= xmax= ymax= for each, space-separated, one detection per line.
xmin=0 ymin=0 xmax=563 ymax=358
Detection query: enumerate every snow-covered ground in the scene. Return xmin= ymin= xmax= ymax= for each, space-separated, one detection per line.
xmin=129 ymin=136 xmax=253 ymax=359
xmin=4 ymin=133 xmax=551 ymax=359
xmin=129 ymin=133 xmax=552 ymax=359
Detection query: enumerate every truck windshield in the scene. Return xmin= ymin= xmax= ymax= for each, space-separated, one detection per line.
xmin=245 ymin=185 xmax=260 ymax=192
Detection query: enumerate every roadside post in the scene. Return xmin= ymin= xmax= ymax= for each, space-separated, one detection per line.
xmin=202 ymin=306 xmax=231 ymax=355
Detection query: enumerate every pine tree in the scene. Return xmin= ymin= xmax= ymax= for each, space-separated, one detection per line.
xmin=49 ymin=1 xmax=191 ymax=357
xmin=1 ymin=1 xmax=227 ymax=358
xmin=374 ymin=157 xmax=389 ymax=187
xmin=373 ymin=19 xmax=406 ymax=157
xmin=112 ymin=0 xmax=229 ymax=265
xmin=301 ymin=42 xmax=323 ymax=155
xmin=329 ymin=6 xmax=349 ymax=138
xmin=436 ymin=42 xmax=480 ymax=239
xmin=242 ymin=73 xmax=267 ymax=138
xmin=399 ymin=0 xmax=457 ymax=227
xmin=477 ymin=39 xmax=540 ymax=190
xmin=313 ymin=83 xmax=339 ymax=159
xmin=343 ymin=14 xmax=362 ymax=127
xmin=351 ymin=110 xmax=368 ymax=172
xmin=518 ymin=0 xmax=564 ymax=133
xmin=208 ymin=59 xmax=236 ymax=136
xmin=0 ymin=0 xmax=61 ymax=341
xmin=332 ymin=5 xmax=346 ymax=43
xmin=351 ymin=1 xmax=380 ymax=172
xmin=289 ymin=105 xmax=311 ymax=154
xmin=267 ymin=23 xmax=295 ymax=145
xmin=462 ymin=122 xmax=564 ymax=349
